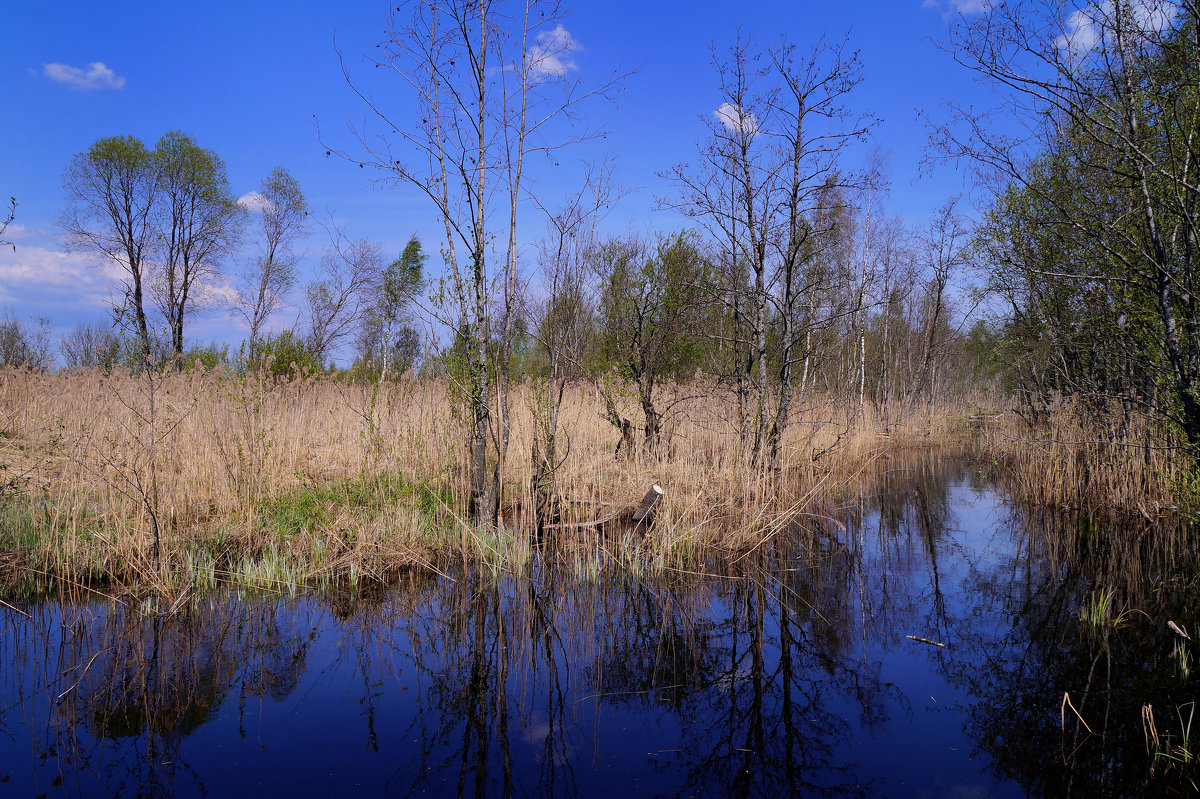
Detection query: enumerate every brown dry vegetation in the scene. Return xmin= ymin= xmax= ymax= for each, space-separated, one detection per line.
xmin=980 ymin=401 xmax=1194 ymax=517
xmin=0 ymin=366 xmax=1187 ymax=594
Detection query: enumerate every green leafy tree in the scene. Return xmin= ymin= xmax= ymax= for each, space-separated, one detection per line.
xmin=61 ymin=133 xmax=245 ymax=364
xmin=378 ymin=236 xmax=425 ymax=380
xmin=154 ymin=131 xmax=245 ymax=364
xmin=249 ymin=329 xmax=325 ymax=380
xmin=592 ymin=232 xmax=713 ymax=451
xmin=182 ymin=341 xmax=231 ymax=372
xmin=939 ymin=2 xmax=1200 ymax=461
xmin=61 ymin=136 xmax=159 ymax=359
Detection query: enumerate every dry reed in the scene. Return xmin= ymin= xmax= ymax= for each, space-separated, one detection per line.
xmin=0 ymin=365 xmax=1133 ymax=593
xmin=979 ymin=398 xmax=1189 ymax=516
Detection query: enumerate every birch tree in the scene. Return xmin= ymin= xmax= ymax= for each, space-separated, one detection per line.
xmin=937 ymin=0 xmax=1200 ymax=458
xmin=903 ymin=198 xmax=968 ymax=416
xmin=61 ymin=136 xmax=159 ymax=359
xmin=327 ymin=0 xmax=625 ymax=520
xmin=153 ymin=131 xmax=245 ymax=364
xmin=666 ymin=33 xmax=874 ymax=465
xmin=529 ymin=161 xmax=620 ymax=520
xmin=235 ymin=167 xmax=308 ymax=348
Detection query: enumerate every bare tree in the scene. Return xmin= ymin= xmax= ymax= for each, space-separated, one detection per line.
xmin=529 ymin=159 xmax=621 ymax=522
xmin=0 ymin=311 xmax=52 ymax=369
xmin=767 ymin=41 xmax=876 ymax=459
xmin=61 ymin=321 xmax=123 ymax=371
xmin=845 ymin=152 xmax=890 ymax=424
xmin=667 ymin=33 xmax=774 ymax=459
xmin=869 ymin=213 xmax=917 ymax=432
xmin=234 ymin=167 xmax=308 ymax=348
xmin=325 ymin=0 xmax=627 ymax=521
xmin=903 ymin=198 xmax=969 ymax=415
xmin=666 ymin=33 xmax=875 ymax=465
xmin=303 ymin=223 xmax=383 ymax=363
xmin=0 ymin=197 xmax=15 ymax=251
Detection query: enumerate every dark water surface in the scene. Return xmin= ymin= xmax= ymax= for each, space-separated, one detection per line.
xmin=2 ymin=458 xmax=1196 ymax=797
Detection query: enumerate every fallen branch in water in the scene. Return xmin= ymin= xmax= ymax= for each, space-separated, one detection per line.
xmin=544 ymin=484 xmax=664 ymax=532
xmin=906 ymin=635 xmax=947 ymax=649
xmin=542 ymin=510 xmax=623 ymax=531
xmin=0 ymin=597 xmax=30 ymax=619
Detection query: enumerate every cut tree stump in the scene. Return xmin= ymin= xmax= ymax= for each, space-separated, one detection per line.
xmin=541 ymin=483 xmax=664 ymax=532
xmin=632 ymin=484 xmax=664 ymax=527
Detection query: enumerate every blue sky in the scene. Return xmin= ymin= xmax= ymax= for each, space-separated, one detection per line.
xmin=0 ymin=0 xmax=992 ymax=357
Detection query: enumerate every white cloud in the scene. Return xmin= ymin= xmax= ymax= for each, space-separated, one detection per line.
xmin=1058 ymin=6 xmax=1103 ymax=53
xmin=1057 ymin=0 xmax=1178 ymax=55
xmin=714 ymin=102 xmax=759 ymax=136
xmin=526 ymin=25 xmax=579 ymax=77
xmin=238 ymin=191 xmax=273 ymax=214
xmin=0 ymin=244 xmax=121 ymax=312
xmin=1 ymin=224 xmax=35 ymax=243
xmin=922 ymin=0 xmax=990 ymax=18
xmin=1138 ymin=1 xmax=1175 ymax=28
xmin=42 ymin=61 xmax=126 ymax=91
xmin=0 ymin=246 xmax=116 ymax=286
xmin=0 ymin=245 xmax=255 ymax=347
xmin=198 ymin=276 xmax=240 ymax=309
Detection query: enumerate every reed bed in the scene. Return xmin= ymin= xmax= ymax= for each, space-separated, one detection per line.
xmin=0 ymin=366 xmax=986 ymax=592
xmin=978 ymin=398 xmax=1190 ymax=517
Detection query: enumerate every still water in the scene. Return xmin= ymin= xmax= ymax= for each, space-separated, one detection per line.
xmin=1 ymin=458 xmax=1195 ymax=797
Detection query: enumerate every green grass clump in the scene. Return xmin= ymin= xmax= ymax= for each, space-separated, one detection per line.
xmin=260 ymin=471 xmax=435 ymax=540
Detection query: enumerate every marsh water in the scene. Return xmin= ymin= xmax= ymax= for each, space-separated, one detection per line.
xmin=2 ymin=457 xmax=1197 ymax=797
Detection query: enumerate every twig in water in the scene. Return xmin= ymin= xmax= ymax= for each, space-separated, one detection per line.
xmin=57 ymin=651 xmax=102 ymax=703
xmin=906 ymin=635 xmax=947 ymax=649
xmin=1062 ymin=691 xmax=1094 ymax=735
xmin=0 ymin=597 xmax=30 ymax=619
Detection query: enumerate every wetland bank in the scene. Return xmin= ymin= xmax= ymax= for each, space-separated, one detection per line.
xmin=3 ymin=453 xmax=1197 ymax=797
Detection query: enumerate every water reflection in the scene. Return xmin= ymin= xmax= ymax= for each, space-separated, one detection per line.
xmin=1 ymin=456 xmax=1196 ymax=797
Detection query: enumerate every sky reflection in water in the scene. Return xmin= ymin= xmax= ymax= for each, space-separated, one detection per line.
xmin=1 ymin=458 xmax=1190 ymax=797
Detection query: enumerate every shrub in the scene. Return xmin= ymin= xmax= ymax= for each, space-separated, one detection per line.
xmin=248 ymin=330 xmax=325 ymax=380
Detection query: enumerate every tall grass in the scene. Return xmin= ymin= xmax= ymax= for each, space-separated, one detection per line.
xmin=0 ymin=366 xmax=1160 ymax=592
xmin=979 ymin=398 xmax=1188 ymax=515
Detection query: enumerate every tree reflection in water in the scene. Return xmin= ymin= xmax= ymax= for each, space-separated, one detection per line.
xmin=1 ymin=455 xmax=1195 ymax=796
xmin=0 ymin=594 xmax=321 ymax=796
